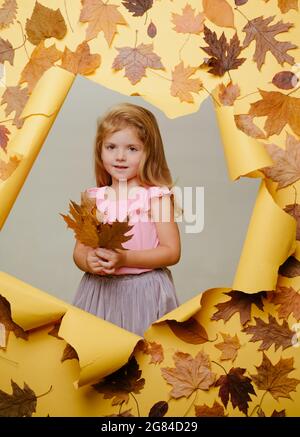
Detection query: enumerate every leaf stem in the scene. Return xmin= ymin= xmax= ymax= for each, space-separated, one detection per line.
xmin=17 ymin=20 xmax=30 ymax=60
xmin=130 ymin=393 xmax=140 ymax=417
xmin=211 ymin=360 xmax=227 ymax=374
xmin=179 ymin=34 xmax=191 ymax=62
xmin=249 ymin=390 xmax=267 ymax=417
xmin=64 ymin=0 xmax=74 ymax=33
xmin=183 ymin=389 xmax=199 ymax=417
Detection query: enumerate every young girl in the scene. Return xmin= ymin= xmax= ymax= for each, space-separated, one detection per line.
xmin=72 ymin=102 xmax=181 ymax=337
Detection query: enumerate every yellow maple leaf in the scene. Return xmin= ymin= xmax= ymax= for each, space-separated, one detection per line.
xmin=170 ymin=61 xmax=203 ymax=103
xmin=79 ymin=0 xmax=127 ymax=46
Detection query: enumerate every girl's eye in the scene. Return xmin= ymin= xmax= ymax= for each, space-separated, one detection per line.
xmin=129 ymin=147 xmax=137 ymax=151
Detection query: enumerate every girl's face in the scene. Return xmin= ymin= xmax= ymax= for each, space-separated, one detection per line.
xmin=101 ymin=126 xmax=145 ymax=187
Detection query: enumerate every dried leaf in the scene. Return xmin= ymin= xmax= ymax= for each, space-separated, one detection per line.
xmin=242 ymin=315 xmax=293 ymax=351
xmin=211 ymin=290 xmax=266 ymax=325
xmin=216 ymin=367 xmax=256 ymax=415
xmin=170 ymin=61 xmax=202 ymax=103
xmin=278 ymin=256 xmax=300 ymax=278
xmin=107 ymin=409 xmax=134 ymax=417
xmin=161 ymin=351 xmax=216 ymax=399
xmin=147 ymin=21 xmax=157 ymax=38
xmin=167 ymin=317 xmax=209 ymax=344
xmin=0 ymin=295 xmax=28 ymax=348
xmin=203 ymin=0 xmax=234 ymax=28
xmin=249 ymin=89 xmax=300 ymax=137
xmin=122 ymin=0 xmax=153 ymax=17
xmin=1 ymin=85 xmax=30 ymax=129
xmin=25 ymin=1 xmax=67 ymax=45
xmin=284 ymin=202 xmax=300 ymax=239
xmin=0 ymin=155 xmax=22 ymax=181
xmin=112 ymin=43 xmax=164 ymax=85
xmin=60 ymin=41 xmax=101 ymax=75
xmin=195 ymin=400 xmax=226 ymax=417
xmin=271 ymin=285 xmax=300 ymax=320
xmin=260 ymin=133 xmax=300 ymax=188
xmin=200 ymin=25 xmax=246 ymax=76
xmin=251 ymin=353 xmax=300 ymax=400
xmin=272 ymin=71 xmax=299 ymax=90
xmin=171 ymin=4 xmax=205 ymax=34
xmin=0 ymin=125 xmax=10 ymax=153
xmin=92 ymin=356 xmax=145 ymax=406
xmin=0 ymin=0 xmax=17 ymax=30
xmin=19 ymin=41 xmax=62 ymax=93
xmin=80 ymin=0 xmax=127 ymax=46
xmin=215 ymin=333 xmax=240 ymax=361
xmin=0 ymin=37 xmax=14 ymax=64
xmin=0 ymin=380 xmax=36 ymax=417
xmin=265 ymin=0 xmax=298 ymax=15
xmin=271 ymin=409 xmax=286 ymax=417
xmin=61 ymin=344 xmax=79 ymax=363
xmin=148 ymin=401 xmax=168 ymax=417
xmin=242 ymin=15 xmax=296 ymax=70
xmin=234 ymin=114 xmax=266 ymax=139
xmin=218 ymin=82 xmax=241 ymax=106
xmin=139 ymin=340 xmax=164 ymax=364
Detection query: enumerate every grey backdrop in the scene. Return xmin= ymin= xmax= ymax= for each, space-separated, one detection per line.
xmin=0 ymin=75 xmax=260 ymax=304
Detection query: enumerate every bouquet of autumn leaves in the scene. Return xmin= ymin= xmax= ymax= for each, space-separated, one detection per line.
xmin=60 ymin=191 xmax=133 ymax=250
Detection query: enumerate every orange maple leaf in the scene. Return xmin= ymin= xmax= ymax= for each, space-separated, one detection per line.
xmin=161 ymin=351 xmax=216 ymax=399
xmin=215 ymin=333 xmax=241 ymax=361
xmin=170 ymin=61 xmax=203 ymax=103
xmin=195 ymin=400 xmax=226 ymax=417
xmin=172 ymin=4 xmax=205 ymax=34
xmin=261 ymin=133 xmax=300 ymax=189
xmin=0 ymin=155 xmax=22 ymax=181
xmin=1 ymin=86 xmax=29 ymax=129
xmin=251 ymin=353 xmax=300 ymax=400
xmin=60 ymin=41 xmax=101 ymax=75
xmin=19 ymin=41 xmax=62 ymax=92
xmin=112 ymin=43 xmax=164 ymax=85
xmin=79 ymin=0 xmax=127 ymax=46
xmin=0 ymin=0 xmax=17 ymax=30
xmin=249 ymin=89 xmax=300 ymax=137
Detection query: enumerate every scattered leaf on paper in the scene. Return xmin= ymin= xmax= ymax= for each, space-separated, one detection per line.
xmin=60 ymin=41 xmax=101 ymax=75
xmin=234 ymin=114 xmax=266 ymax=139
xmin=215 ymin=333 xmax=240 ymax=361
xmin=167 ymin=317 xmax=209 ymax=344
xmin=0 ymin=380 xmax=37 ymax=417
xmin=171 ymin=4 xmax=205 ymax=34
xmin=148 ymin=401 xmax=168 ymax=417
xmin=278 ymin=256 xmax=300 ymax=278
xmin=170 ymin=61 xmax=203 ymax=103
xmin=195 ymin=400 xmax=226 ymax=417
xmin=271 ymin=286 xmax=300 ymax=320
xmin=202 ymin=0 xmax=234 ymax=28
xmin=0 ymin=295 xmax=28 ymax=347
xmin=0 ymin=0 xmax=18 ymax=30
xmin=122 ymin=0 xmax=153 ymax=17
xmin=218 ymin=81 xmax=240 ymax=106
xmin=1 ymin=85 xmax=29 ymax=129
xmin=61 ymin=344 xmax=79 ymax=363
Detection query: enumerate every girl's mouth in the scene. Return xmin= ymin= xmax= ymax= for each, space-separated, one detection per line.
xmin=114 ymin=165 xmax=128 ymax=169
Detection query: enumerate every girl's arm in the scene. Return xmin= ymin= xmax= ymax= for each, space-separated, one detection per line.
xmin=73 ymin=240 xmax=90 ymax=272
xmin=121 ymin=195 xmax=181 ymax=269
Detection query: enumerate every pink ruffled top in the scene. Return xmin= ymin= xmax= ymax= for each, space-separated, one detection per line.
xmin=86 ymin=185 xmax=173 ymax=275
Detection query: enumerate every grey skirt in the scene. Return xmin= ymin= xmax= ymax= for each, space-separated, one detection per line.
xmin=72 ymin=267 xmax=180 ymax=337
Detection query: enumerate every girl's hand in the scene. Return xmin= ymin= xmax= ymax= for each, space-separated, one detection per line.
xmin=86 ymin=248 xmax=116 ymax=275
xmin=95 ymin=248 xmax=126 ymax=271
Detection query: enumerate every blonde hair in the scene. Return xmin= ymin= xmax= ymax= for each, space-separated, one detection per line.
xmin=93 ymin=102 xmax=183 ymax=218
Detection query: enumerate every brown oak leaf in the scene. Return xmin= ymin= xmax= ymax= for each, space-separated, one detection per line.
xmin=211 ymin=290 xmax=266 ymax=325
xmin=122 ymin=0 xmax=153 ymax=17
xmin=0 ymin=155 xmax=22 ymax=181
xmin=0 ymin=295 xmax=28 ymax=349
xmin=0 ymin=37 xmax=14 ymax=65
xmin=25 ymin=1 xmax=67 ymax=46
xmin=60 ymin=41 xmax=101 ymax=75
xmin=19 ymin=41 xmax=62 ymax=93
xmin=167 ymin=317 xmax=209 ymax=344
xmin=0 ymin=380 xmax=37 ymax=417
xmin=260 ymin=133 xmax=300 ymax=188
xmin=112 ymin=43 xmax=164 ymax=85
xmin=216 ymin=367 xmax=256 ymax=415
xmin=80 ymin=0 xmax=127 ymax=46
xmin=215 ymin=333 xmax=241 ymax=361
xmin=1 ymin=85 xmax=30 ymax=129
xmin=242 ymin=315 xmax=293 ymax=351
xmin=92 ymin=356 xmax=145 ymax=406
xmin=278 ymin=256 xmax=300 ymax=278
xmin=0 ymin=125 xmax=10 ymax=153
xmin=61 ymin=344 xmax=79 ymax=363
xmin=195 ymin=400 xmax=226 ymax=417
xmin=200 ymin=25 xmax=246 ymax=76
xmin=172 ymin=4 xmax=205 ymax=34
xmin=271 ymin=285 xmax=300 ymax=320
xmin=161 ymin=351 xmax=216 ymax=399
xmin=0 ymin=0 xmax=17 ymax=30
xmin=242 ymin=15 xmax=296 ymax=70
xmin=234 ymin=114 xmax=266 ymax=139
xmin=248 ymin=89 xmax=300 ymax=137
xmin=170 ymin=61 xmax=203 ymax=103
xmin=218 ymin=81 xmax=241 ymax=106
xmin=251 ymin=353 xmax=300 ymax=400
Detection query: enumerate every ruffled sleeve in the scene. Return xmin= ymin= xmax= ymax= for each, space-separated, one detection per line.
xmin=127 ymin=185 xmax=172 ymax=221
xmin=148 ymin=186 xmax=172 ymax=200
